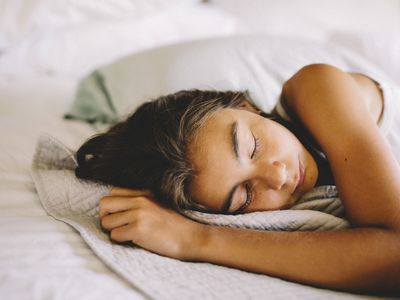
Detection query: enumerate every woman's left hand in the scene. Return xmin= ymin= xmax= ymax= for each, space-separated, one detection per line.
xmin=99 ymin=187 xmax=204 ymax=260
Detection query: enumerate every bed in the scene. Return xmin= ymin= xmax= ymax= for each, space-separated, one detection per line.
xmin=1 ymin=1 xmax=400 ymax=299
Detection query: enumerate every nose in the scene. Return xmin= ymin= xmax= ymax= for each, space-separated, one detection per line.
xmin=256 ymin=160 xmax=287 ymax=190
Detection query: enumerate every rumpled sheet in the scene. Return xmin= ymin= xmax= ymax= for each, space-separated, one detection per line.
xmin=30 ymin=134 xmax=390 ymax=300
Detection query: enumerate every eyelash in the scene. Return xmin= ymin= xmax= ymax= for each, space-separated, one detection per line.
xmin=235 ymin=183 xmax=253 ymax=214
xmin=251 ymin=134 xmax=260 ymax=159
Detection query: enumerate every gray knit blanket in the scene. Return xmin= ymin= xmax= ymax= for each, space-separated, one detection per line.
xmin=31 ymin=135 xmax=387 ymax=300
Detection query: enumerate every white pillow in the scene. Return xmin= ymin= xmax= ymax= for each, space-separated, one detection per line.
xmin=66 ymin=34 xmax=394 ymax=125
xmin=330 ymin=32 xmax=400 ymax=85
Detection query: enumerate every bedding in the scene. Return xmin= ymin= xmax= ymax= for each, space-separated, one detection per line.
xmin=330 ymin=32 xmax=400 ymax=83
xmin=33 ymin=36 xmax=400 ymax=299
xmin=2 ymin=1 xmax=400 ymax=299
xmin=31 ymin=135 xmax=366 ymax=300
xmin=0 ymin=2 xmax=238 ymax=78
xmin=65 ymin=35 xmax=397 ymax=129
xmin=0 ymin=0 xmax=200 ymax=50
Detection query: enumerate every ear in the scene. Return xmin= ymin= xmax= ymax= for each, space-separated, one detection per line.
xmin=238 ymin=100 xmax=261 ymax=114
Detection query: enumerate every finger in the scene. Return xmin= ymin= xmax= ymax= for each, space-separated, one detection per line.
xmin=99 ymin=196 xmax=137 ymax=218
xmin=101 ymin=210 xmax=136 ymax=231
xmin=109 ymin=187 xmax=153 ymax=198
xmin=98 ymin=195 xmax=152 ymax=218
xmin=110 ymin=223 xmax=137 ymax=243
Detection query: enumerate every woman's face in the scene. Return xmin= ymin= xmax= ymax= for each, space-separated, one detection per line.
xmin=187 ymin=108 xmax=319 ymax=214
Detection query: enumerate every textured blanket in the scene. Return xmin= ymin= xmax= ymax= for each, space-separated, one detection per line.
xmin=31 ymin=135 xmax=385 ymax=300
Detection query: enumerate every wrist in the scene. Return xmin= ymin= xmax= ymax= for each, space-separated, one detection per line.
xmin=180 ymin=222 xmax=211 ymax=261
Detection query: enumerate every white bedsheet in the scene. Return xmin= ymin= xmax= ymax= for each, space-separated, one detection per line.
xmin=1 ymin=1 xmax=400 ymax=299
xmin=0 ymin=77 xmax=145 ymax=299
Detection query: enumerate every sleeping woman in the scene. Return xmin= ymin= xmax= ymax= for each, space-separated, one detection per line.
xmin=75 ymin=64 xmax=400 ymax=295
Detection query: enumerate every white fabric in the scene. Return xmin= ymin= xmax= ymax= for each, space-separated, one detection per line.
xmin=32 ymin=135 xmax=387 ymax=300
xmin=330 ymin=32 xmax=400 ymax=84
xmin=0 ymin=77 xmax=143 ymax=300
xmin=376 ymin=82 xmax=400 ymax=165
xmin=211 ymin=0 xmax=400 ymax=43
xmin=0 ymin=0 xmax=200 ymax=49
xmin=0 ymin=2 xmax=238 ymax=78
xmin=66 ymin=35 xmax=398 ymax=129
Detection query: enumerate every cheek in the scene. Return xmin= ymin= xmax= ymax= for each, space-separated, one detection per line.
xmin=251 ymin=189 xmax=290 ymax=211
xmin=259 ymin=120 xmax=301 ymax=151
xmin=272 ymin=125 xmax=298 ymax=146
xmin=260 ymin=126 xmax=299 ymax=157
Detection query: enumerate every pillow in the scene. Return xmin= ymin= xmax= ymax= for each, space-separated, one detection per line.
xmin=65 ymin=34 xmax=394 ymax=126
xmin=329 ymin=32 xmax=400 ymax=85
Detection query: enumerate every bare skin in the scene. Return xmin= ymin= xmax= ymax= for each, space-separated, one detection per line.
xmin=99 ymin=64 xmax=400 ymax=295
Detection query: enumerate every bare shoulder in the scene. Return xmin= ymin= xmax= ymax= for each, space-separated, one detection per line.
xmin=281 ymin=64 xmax=380 ymax=157
xmin=283 ymin=64 xmax=383 ymax=123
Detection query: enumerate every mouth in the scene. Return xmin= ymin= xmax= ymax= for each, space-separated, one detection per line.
xmin=293 ymin=159 xmax=305 ymax=194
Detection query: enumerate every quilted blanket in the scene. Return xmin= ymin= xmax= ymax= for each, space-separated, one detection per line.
xmin=32 ymin=135 xmax=386 ymax=300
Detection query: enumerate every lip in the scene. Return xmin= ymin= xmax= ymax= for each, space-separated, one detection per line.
xmin=294 ymin=159 xmax=305 ymax=194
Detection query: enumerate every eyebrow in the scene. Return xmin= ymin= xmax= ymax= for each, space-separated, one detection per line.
xmin=231 ymin=121 xmax=240 ymax=160
xmin=220 ymin=121 xmax=240 ymax=213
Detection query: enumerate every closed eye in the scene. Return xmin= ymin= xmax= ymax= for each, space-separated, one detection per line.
xmin=234 ymin=183 xmax=253 ymax=214
xmin=251 ymin=133 xmax=260 ymax=159
xmin=229 ymin=132 xmax=259 ymax=214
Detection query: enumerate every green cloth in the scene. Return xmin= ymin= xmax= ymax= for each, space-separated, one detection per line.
xmin=65 ymin=70 xmax=119 ymax=124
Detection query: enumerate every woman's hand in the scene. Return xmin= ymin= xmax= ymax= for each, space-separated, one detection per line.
xmin=99 ymin=187 xmax=205 ymax=260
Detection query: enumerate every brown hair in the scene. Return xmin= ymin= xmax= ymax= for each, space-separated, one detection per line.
xmin=75 ymin=89 xmax=258 ymax=212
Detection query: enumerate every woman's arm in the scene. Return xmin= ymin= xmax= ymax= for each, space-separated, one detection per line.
xmin=191 ymin=224 xmax=400 ymax=295
xmin=282 ymin=63 xmax=400 ymax=229
xmin=101 ymin=188 xmax=400 ymax=295
xmin=102 ymin=189 xmax=400 ymax=294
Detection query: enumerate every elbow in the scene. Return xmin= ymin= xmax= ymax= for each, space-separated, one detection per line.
xmin=380 ymin=226 xmax=400 ymax=294
xmin=354 ymin=228 xmax=400 ymax=296
xmin=390 ymin=211 xmax=400 ymax=231
xmin=380 ymin=212 xmax=400 ymax=232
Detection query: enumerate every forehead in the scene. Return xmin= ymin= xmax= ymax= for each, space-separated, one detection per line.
xmin=189 ymin=108 xmax=237 ymax=170
xmin=187 ymin=108 xmax=243 ymax=210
